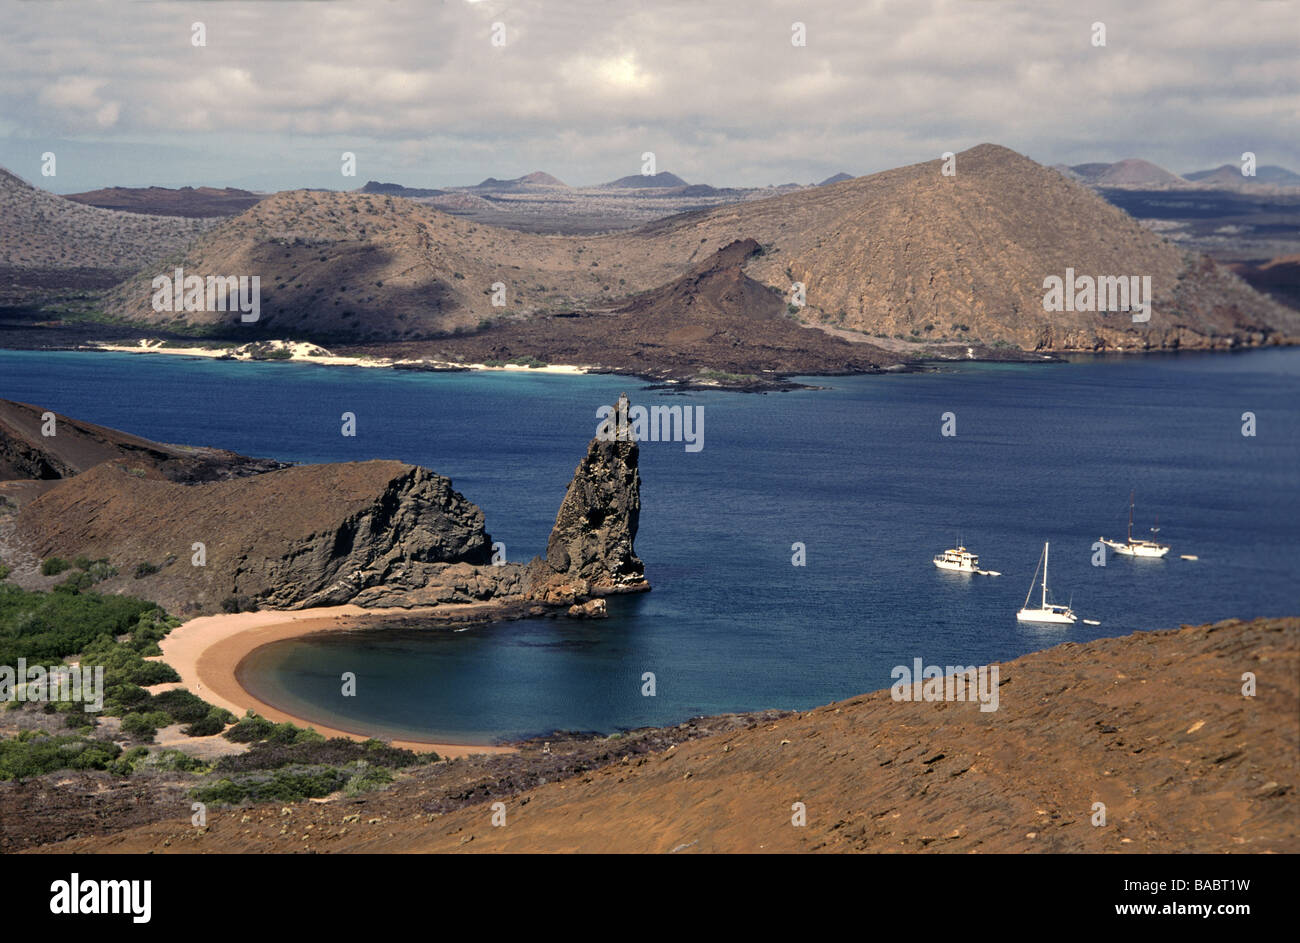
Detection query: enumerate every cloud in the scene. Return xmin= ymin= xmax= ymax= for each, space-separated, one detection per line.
xmin=0 ymin=0 xmax=1294 ymax=190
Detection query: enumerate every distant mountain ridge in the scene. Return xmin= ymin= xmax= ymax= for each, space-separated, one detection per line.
xmin=99 ymin=143 xmax=1299 ymax=356
xmin=1054 ymin=158 xmax=1300 ymax=193
xmin=62 ymin=185 xmax=264 ymax=218
xmin=472 ymin=171 xmax=568 ymax=189
xmin=601 ymin=171 xmax=688 ymax=189
xmin=359 ymin=181 xmax=448 ymax=198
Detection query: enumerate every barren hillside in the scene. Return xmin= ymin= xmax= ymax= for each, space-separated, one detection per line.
xmin=33 ymin=616 xmax=1298 ymax=854
xmin=0 ymin=169 xmax=215 ymax=272
xmin=99 ymin=144 xmax=1300 ymax=352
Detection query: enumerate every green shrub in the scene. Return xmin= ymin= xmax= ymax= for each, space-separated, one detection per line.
xmin=128 ymin=659 xmax=181 ymax=686
xmin=190 ymin=765 xmax=349 ymax=805
xmin=215 ymin=737 xmax=432 ymax=773
xmin=0 ymin=563 xmax=10 ymax=581
xmin=223 ymin=711 xmax=322 ymax=745
xmin=62 ymin=708 xmax=96 ymax=730
xmin=86 ymin=560 xmax=117 ymax=583
xmin=108 ymin=745 xmax=151 ymax=776
xmin=344 ymin=762 xmax=393 ymax=796
xmin=60 ymin=570 xmax=93 ymax=593
xmin=41 ymin=557 xmax=71 ymax=576
xmin=182 ymin=710 xmax=228 ymax=738
xmin=137 ymin=748 xmax=204 ymax=773
xmin=133 ymin=562 xmax=159 ymax=579
xmin=121 ymin=710 xmax=171 ymax=740
xmin=0 ymin=586 xmax=156 ymax=666
xmin=0 ymin=731 xmax=122 ymax=781
xmin=149 ymin=689 xmax=221 ymax=725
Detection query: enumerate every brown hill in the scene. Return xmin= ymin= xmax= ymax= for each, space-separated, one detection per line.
xmin=62 ymin=185 xmax=265 ymax=218
xmin=0 ymin=398 xmax=283 ymax=484
xmin=421 ymin=239 xmax=904 ymax=382
xmin=102 ymin=144 xmax=1299 ymax=353
xmin=33 ymin=616 xmax=1297 ymax=854
xmin=15 ymin=459 xmax=492 ymax=613
xmin=1229 ymin=254 xmax=1300 ymax=309
xmin=0 ymin=169 xmax=216 ymax=272
xmin=1094 ymin=158 xmax=1188 ymax=188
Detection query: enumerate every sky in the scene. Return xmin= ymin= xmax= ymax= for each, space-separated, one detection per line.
xmin=0 ymin=0 xmax=1295 ymax=193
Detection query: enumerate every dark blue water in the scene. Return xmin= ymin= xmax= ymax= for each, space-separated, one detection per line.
xmin=3 ymin=348 xmax=1297 ymax=743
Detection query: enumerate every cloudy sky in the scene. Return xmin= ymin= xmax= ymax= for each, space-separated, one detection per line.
xmin=0 ymin=0 xmax=1295 ymax=193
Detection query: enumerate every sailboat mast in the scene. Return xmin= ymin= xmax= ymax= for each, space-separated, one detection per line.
xmin=1042 ymin=541 xmax=1050 ymax=607
xmin=1127 ymin=491 xmax=1134 ymax=542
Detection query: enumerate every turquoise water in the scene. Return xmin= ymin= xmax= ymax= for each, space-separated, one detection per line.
xmin=2 ymin=348 xmax=1297 ymax=743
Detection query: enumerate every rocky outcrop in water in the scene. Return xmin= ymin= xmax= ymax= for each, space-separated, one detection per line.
xmin=525 ymin=394 xmax=648 ymax=604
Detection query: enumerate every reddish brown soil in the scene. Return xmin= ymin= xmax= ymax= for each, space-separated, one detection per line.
xmin=28 ymin=616 xmax=1297 ymax=854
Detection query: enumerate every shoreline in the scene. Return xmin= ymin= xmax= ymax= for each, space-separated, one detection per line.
xmin=86 ymin=339 xmax=592 ymax=376
xmin=159 ymin=605 xmax=516 ymax=757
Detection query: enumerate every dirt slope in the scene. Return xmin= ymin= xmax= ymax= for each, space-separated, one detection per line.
xmin=38 ymin=616 xmax=1297 ymax=854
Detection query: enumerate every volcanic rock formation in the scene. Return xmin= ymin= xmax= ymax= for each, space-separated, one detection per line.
xmin=526 ymin=395 xmax=647 ymax=603
xmin=0 ymin=397 xmax=646 ymax=616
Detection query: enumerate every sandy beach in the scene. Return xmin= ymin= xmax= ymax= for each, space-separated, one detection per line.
xmin=159 ymin=604 xmax=516 ymax=757
xmin=89 ymin=339 xmax=591 ymax=376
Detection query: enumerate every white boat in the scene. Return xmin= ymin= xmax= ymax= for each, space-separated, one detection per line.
xmin=1100 ymin=491 xmax=1169 ymax=558
xmin=932 ymin=545 xmax=1000 ymax=576
xmin=1016 ymin=541 xmax=1077 ymax=624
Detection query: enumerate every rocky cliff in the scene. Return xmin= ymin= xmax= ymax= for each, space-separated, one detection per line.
xmin=526 ymin=398 xmax=648 ymax=605
xmin=0 ymin=397 xmax=646 ymax=616
xmin=12 ymin=459 xmax=493 ymax=613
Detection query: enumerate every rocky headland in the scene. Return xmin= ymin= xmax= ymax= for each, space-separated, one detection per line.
xmin=0 ymin=396 xmax=647 ymax=618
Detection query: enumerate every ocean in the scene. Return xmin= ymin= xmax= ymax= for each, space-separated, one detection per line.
xmin=2 ymin=347 xmax=1297 ymax=743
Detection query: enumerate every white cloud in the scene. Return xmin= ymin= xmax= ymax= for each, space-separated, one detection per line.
xmin=0 ymin=0 xmax=1294 ymax=189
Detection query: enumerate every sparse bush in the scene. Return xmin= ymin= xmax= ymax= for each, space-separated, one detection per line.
xmin=86 ymin=560 xmax=117 ymax=583
xmin=215 ymin=736 xmax=433 ymax=773
xmin=190 ymin=765 xmax=350 ymax=805
xmin=133 ymin=562 xmax=159 ymax=579
xmin=344 ymin=762 xmax=394 ymax=796
xmin=41 ymin=557 xmax=71 ymax=576
xmin=60 ymin=570 xmax=93 ymax=593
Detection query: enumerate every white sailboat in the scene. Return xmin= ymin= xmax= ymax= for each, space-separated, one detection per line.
xmin=1016 ymin=541 xmax=1078 ymax=624
xmin=1100 ymin=491 xmax=1170 ymax=558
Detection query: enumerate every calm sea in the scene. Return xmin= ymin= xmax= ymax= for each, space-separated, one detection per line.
xmin=2 ymin=348 xmax=1297 ymax=743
